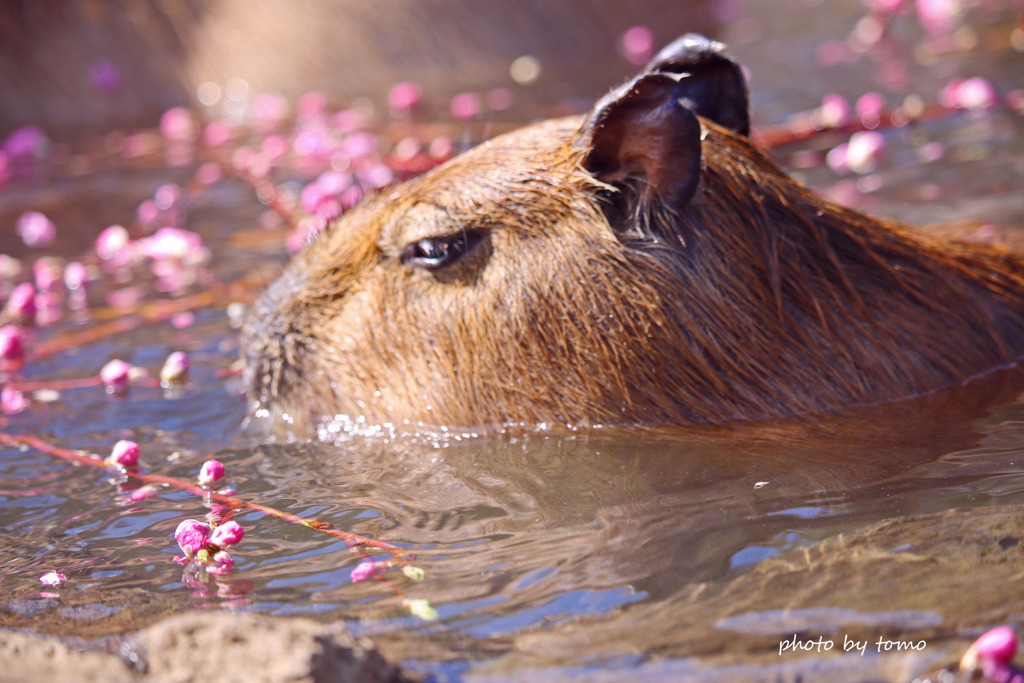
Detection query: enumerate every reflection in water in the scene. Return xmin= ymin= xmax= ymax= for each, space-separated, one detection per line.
xmin=235 ymin=368 xmax=1024 ymax=673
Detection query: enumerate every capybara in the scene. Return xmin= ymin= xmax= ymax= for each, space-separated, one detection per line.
xmin=242 ymin=34 xmax=1024 ymax=432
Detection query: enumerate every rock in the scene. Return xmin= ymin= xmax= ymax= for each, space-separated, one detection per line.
xmin=0 ymin=629 xmax=135 ymax=683
xmin=0 ymin=612 xmax=416 ymax=683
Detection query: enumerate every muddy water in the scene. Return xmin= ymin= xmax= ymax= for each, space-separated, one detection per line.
xmin=2 ymin=0 xmax=1024 ymax=681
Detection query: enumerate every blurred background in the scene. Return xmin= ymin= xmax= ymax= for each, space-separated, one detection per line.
xmin=0 ymin=0 xmax=720 ymax=140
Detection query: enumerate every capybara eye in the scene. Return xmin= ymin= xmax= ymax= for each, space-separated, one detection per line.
xmin=400 ymin=230 xmax=482 ymax=270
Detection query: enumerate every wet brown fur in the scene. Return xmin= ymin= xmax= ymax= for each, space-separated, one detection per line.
xmin=243 ymin=114 xmax=1024 ymax=431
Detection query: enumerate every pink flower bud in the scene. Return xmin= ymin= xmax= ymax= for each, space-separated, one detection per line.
xmin=974 ymin=626 xmax=1018 ymax=666
xmin=95 ymin=225 xmax=130 ymax=261
xmin=253 ymin=92 xmax=289 ymax=132
xmin=855 ymin=91 xmax=885 ymax=125
xmin=1 ymin=387 xmax=28 ymax=414
xmin=0 ymin=325 xmax=24 ymax=361
xmin=209 ymin=520 xmax=244 ymax=548
xmin=174 ymin=519 xmax=212 ymax=558
xmin=6 ymin=282 xmax=37 ymax=324
xmin=819 ymin=93 xmax=852 ymax=129
xmin=948 ymin=77 xmax=998 ymax=111
xmin=350 ymin=561 xmax=380 ymax=583
xmin=449 ymin=92 xmax=482 ymax=121
xmin=160 ymin=107 xmax=199 ymax=142
xmin=108 ymin=440 xmax=140 ymax=469
xmin=100 ymin=359 xmax=132 ymax=393
xmin=16 ymin=211 xmax=56 ymax=248
xmin=141 ymin=227 xmax=206 ymax=262
xmin=619 ymin=25 xmax=655 ymax=65
xmin=202 ymin=121 xmax=236 ymax=147
xmin=160 ymin=351 xmax=190 ymax=383
xmin=3 ymin=126 xmax=49 ymax=163
xmin=845 ymin=130 xmax=886 ymax=174
xmin=388 ymin=82 xmax=422 ymax=116
xmin=64 ymin=262 xmax=88 ymax=291
xmin=33 ymin=258 xmax=63 ymax=292
xmin=197 ymin=458 xmax=225 ymax=488
xmin=39 ymin=571 xmax=67 ymax=586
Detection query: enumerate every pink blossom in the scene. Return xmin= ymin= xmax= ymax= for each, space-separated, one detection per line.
xmin=253 ymin=92 xmax=290 ymax=132
xmin=350 ymin=561 xmax=380 ymax=583
xmin=33 ymin=258 xmax=63 ymax=292
xmin=160 ymin=107 xmax=199 ymax=142
xmin=916 ymin=0 xmax=960 ymax=35
xmin=39 ymin=571 xmax=67 ymax=586
xmin=819 ymin=93 xmax=852 ymax=128
xmin=619 ymin=25 xmax=655 ymax=65
xmin=292 ymin=128 xmax=337 ymax=160
xmin=0 ymin=325 xmax=24 ymax=361
xmin=197 ymin=458 xmax=225 ymax=488
xmin=108 ymin=440 xmax=140 ymax=469
xmin=202 ymin=120 xmax=236 ymax=147
xmin=449 ymin=92 xmax=482 ymax=121
xmin=154 ymin=183 xmax=181 ymax=211
xmin=261 ymin=134 xmax=289 ymax=165
xmin=943 ymin=77 xmax=998 ymax=111
xmin=141 ymin=227 xmax=206 ymax=261
xmin=64 ymin=262 xmax=88 ymax=291
xmin=6 ymin=282 xmax=37 ymax=324
xmin=136 ymin=199 xmax=161 ymax=228
xmin=195 ymin=162 xmax=223 ymax=186
xmin=95 ymin=225 xmax=130 ymax=261
xmin=2 ymin=387 xmax=29 ymax=415
xmin=332 ymin=108 xmax=368 ymax=134
xmin=844 ymin=131 xmax=886 ymax=174
xmin=297 ymin=91 xmax=328 ymax=119
xmin=429 ymin=136 xmax=454 ymax=160
xmin=315 ymin=197 xmax=343 ymax=223
xmin=961 ymin=625 xmax=1022 ymax=681
xmin=2 ymin=126 xmax=49 ymax=162
xmin=129 ymin=485 xmax=159 ymax=502
xmin=34 ymin=291 xmax=60 ymax=325
xmin=160 ymin=351 xmax=190 ymax=383
xmin=388 ymin=82 xmax=422 ymax=116
xmin=16 ymin=211 xmax=56 ymax=248
xmin=855 ymin=91 xmax=886 ymax=126
xmin=100 ymin=359 xmax=132 ymax=393
xmin=974 ymin=626 xmax=1018 ymax=666
xmin=340 ymin=131 xmax=377 ymax=160
xmin=209 ymin=520 xmax=244 ymax=548
xmin=174 ymin=519 xmax=212 ymax=558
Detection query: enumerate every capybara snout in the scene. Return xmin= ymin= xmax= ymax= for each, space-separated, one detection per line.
xmin=243 ymin=34 xmax=1024 ymax=432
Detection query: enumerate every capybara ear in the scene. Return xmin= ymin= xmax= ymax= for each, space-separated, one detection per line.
xmin=582 ymin=71 xmax=703 ymax=211
xmin=644 ymin=33 xmax=750 ymax=137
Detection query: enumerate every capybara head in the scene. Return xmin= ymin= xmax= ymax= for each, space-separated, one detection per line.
xmin=243 ymin=34 xmax=1024 ymax=433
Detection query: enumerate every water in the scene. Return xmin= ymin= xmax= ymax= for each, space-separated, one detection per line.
xmin=2 ymin=1 xmax=1024 ymax=680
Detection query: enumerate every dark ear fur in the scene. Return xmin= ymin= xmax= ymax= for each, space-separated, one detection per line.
xmin=580 ymin=33 xmax=749 ymax=224
xmin=645 ymin=33 xmax=749 ymax=137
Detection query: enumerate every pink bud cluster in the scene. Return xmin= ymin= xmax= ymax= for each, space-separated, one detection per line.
xmin=174 ymin=518 xmax=244 ymax=576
